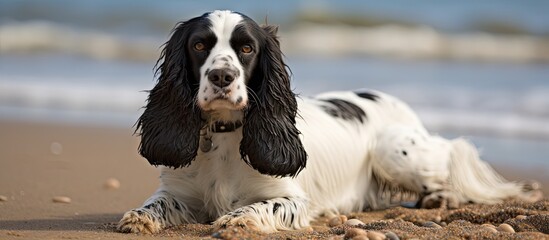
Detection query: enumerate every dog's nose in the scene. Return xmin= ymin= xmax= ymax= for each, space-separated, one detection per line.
xmin=208 ymin=68 xmax=236 ymax=88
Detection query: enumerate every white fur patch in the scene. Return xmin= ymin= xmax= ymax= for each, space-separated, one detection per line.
xmin=373 ymin=125 xmax=451 ymax=193
xmin=198 ymin=10 xmax=248 ymax=111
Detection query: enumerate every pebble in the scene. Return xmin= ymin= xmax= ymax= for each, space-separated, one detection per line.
xmin=211 ymin=232 xmax=222 ymax=239
xmin=104 ymin=178 xmax=121 ymax=190
xmin=483 ymin=226 xmax=498 ymax=234
xmin=52 ymin=196 xmax=71 ymax=203
xmin=385 ymin=231 xmax=400 ymax=240
xmin=423 ymin=221 xmax=442 ymax=229
xmin=440 ymin=222 xmax=447 ymax=227
xmin=301 ymin=226 xmax=314 ymax=232
xmin=515 ymin=215 xmax=527 ymax=220
xmin=344 ymin=219 xmax=365 ymax=227
xmin=50 ymin=142 xmax=63 ymax=155
xmin=481 ymin=223 xmax=496 ymax=229
xmin=328 ymin=215 xmax=348 ymax=227
xmin=352 ymin=236 xmax=369 ymax=240
xmin=0 ymin=195 xmax=7 ymax=202
xmin=367 ymin=231 xmax=386 ymax=240
xmin=434 ymin=215 xmax=442 ymax=223
xmin=496 ymin=223 xmax=515 ymax=233
xmin=327 ymin=217 xmax=340 ymax=227
xmin=345 ymin=228 xmax=367 ymax=239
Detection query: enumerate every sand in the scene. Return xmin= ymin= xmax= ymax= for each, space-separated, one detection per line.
xmin=0 ymin=119 xmax=547 ymax=239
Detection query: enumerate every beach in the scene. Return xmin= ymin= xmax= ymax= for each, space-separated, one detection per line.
xmin=0 ymin=119 xmax=547 ymax=239
xmin=1 ymin=1 xmax=549 ymax=238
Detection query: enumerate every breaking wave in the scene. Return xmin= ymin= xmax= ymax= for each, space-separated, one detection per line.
xmin=2 ymin=21 xmax=549 ymax=62
xmin=0 ymin=21 xmax=162 ymax=61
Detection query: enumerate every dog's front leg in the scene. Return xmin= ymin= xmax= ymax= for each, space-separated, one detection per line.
xmin=213 ymin=196 xmax=310 ymax=233
xmin=118 ymin=190 xmax=197 ymax=234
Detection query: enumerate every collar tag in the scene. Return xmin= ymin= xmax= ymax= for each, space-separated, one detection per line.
xmin=199 ymin=121 xmax=243 ymax=153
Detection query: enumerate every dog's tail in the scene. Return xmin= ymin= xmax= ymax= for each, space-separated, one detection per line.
xmin=449 ymin=138 xmax=542 ymax=204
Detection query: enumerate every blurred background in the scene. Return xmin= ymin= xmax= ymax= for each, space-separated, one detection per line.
xmin=1 ymin=0 xmax=548 ymax=171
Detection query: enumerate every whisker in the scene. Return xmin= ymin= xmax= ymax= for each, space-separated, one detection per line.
xmin=246 ymin=86 xmax=261 ymax=106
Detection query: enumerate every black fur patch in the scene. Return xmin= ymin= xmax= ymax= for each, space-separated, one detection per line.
xmin=173 ymin=200 xmax=182 ymax=211
xmin=290 ymin=213 xmax=295 ymax=223
xmin=320 ymin=99 xmax=366 ymax=123
xmin=355 ymin=91 xmax=379 ymax=101
xmin=273 ymin=202 xmax=281 ymax=213
xmin=239 ymin=23 xmax=307 ymax=178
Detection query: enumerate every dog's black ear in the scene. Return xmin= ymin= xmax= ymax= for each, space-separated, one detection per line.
xmin=136 ymin=21 xmax=202 ymax=168
xmin=240 ymin=25 xmax=307 ymax=177
xmin=261 ymin=24 xmax=279 ymax=37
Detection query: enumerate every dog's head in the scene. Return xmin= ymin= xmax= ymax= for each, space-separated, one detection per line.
xmin=136 ymin=10 xmax=307 ymax=177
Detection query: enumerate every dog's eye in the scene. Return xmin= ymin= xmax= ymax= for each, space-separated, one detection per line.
xmin=241 ymin=45 xmax=252 ymax=54
xmin=194 ymin=42 xmax=205 ymax=52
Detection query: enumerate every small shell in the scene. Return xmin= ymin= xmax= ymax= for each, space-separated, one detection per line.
xmin=496 ymin=223 xmax=515 ymax=233
xmin=52 ymin=196 xmax=71 ymax=203
xmin=0 ymin=195 xmax=8 ymax=202
xmin=50 ymin=142 xmax=63 ymax=155
xmin=328 ymin=215 xmax=348 ymax=227
xmin=385 ymin=231 xmax=400 ymax=240
xmin=423 ymin=221 xmax=442 ymax=229
xmin=483 ymin=226 xmax=498 ymax=234
xmin=345 ymin=228 xmax=367 ymax=239
xmin=211 ymin=232 xmax=222 ymax=239
xmin=344 ymin=219 xmax=365 ymax=227
xmin=515 ymin=215 xmax=527 ymax=220
xmin=367 ymin=230 xmax=386 ymax=240
xmin=104 ymin=178 xmax=121 ymax=190
xmin=481 ymin=223 xmax=496 ymax=229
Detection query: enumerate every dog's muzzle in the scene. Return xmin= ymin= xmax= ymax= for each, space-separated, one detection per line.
xmin=208 ymin=68 xmax=237 ymax=88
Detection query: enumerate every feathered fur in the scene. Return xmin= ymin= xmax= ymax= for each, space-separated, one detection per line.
xmin=136 ymin=17 xmax=207 ymax=168
xmin=240 ymin=23 xmax=307 ymax=177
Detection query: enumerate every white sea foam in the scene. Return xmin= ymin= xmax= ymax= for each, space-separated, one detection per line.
xmin=0 ymin=21 xmax=162 ymax=61
xmin=0 ymin=80 xmax=146 ymax=113
xmin=2 ymin=21 xmax=549 ymax=62
xmin=416 ymin=108 xmax=549 ymax=140
xmin=1 ymin=80 xmax=549 ymax=139
xmin=283 ymin=24 xmax=549 ymax=62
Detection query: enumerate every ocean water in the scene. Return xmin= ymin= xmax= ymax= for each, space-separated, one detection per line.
xmin=1 ymin=1 xmax=548 ymax=170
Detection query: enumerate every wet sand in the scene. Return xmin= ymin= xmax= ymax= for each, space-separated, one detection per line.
xmin=0 ymin=120 xmax=547 ymax=239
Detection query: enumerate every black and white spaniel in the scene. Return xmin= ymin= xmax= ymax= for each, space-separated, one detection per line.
xmin=118 ymin=10 xmax=542 ymax=233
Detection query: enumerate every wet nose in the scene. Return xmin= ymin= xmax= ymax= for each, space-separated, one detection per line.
xmin=208 ymin=68 xmax=236 ymax=88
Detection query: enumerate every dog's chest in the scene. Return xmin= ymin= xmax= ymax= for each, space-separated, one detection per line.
xmin=193 ymin=132 xmax=253 ymax=216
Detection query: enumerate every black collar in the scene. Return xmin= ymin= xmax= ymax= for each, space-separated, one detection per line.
xmin=209 ymin=121 xmax=243 ymax=133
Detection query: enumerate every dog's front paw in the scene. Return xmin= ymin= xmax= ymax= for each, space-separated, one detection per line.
xmin=118 ymin=209 xmax=162 ymax=234
xmin=213 ymin=213 xmax=261 ymax=232
xmin=419 ymin=190 xmax=460 ymax=209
